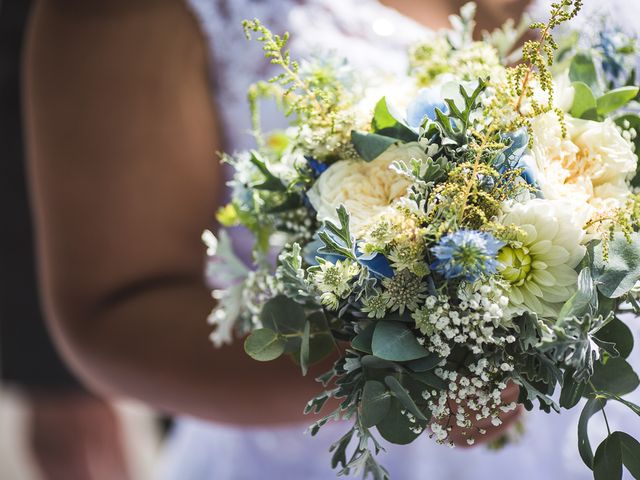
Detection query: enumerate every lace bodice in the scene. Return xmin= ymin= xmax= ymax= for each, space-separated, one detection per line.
xmin=187 ymin=0 xmax=430 ymax=152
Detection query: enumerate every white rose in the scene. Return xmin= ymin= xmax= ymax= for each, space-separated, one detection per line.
xmin=528 ymin=111 xmax=637 ymax=221
xmin=307 ymin=143 xmax=424 ymax=234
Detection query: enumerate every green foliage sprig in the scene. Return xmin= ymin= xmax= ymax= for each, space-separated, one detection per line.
xmin=243 ymin=19 xmax=324 ymax=114
xmin=496 ymin=1 xmax=583 ymax=143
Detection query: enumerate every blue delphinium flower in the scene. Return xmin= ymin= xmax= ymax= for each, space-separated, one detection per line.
xmin=406 ymin=87 xmax=448 ymax=129
xmin=430 ymin=230 xmax=504 ymax=282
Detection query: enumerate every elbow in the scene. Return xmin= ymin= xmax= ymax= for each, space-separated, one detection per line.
xmin=41 ymin=285 xmax=119 ymax=396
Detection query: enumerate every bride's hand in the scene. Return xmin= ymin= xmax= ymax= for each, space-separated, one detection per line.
xmin=437 ymin=381 xmax=523 ymax=447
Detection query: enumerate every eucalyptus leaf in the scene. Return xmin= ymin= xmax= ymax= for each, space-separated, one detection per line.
xmin=569 ymin=53 xmax=598 ymax=91
xmin=385 ymin=376 xmax=428 ymax=421
xmin=408 ymin=370 xmax=448 ymax=390
xmin=361 ymin=380 xmax=392 ymax=428
xmin=372 ymin=321 xmax=430 ymax=362
xmin=570 ymin=82 xmax=598 ymax=119
xmin=578 ymin=397 xmax=606 ymax=467
xmin=300 ymin=320 xmax=311 ymax=376
xmin=591 ymin=357 xmax=640 ymax=396
xmin=613 ymin=431 xmax=640 ymax=478
xmin=305 ymin=311 xmax=336 ymax=365
xmin=560 ymin=369 xmax=586 ymax=409
xmin=595 ymin=317 xmax=634 ymax=359
xmin=596 ymin=86 xmax=640 ymax=116
xmin=244 ymin=328 xmax=285 ymax=361
xmin=376 ymin=398 xmax=422 ymax=445
xmin=260 ymin=295 xmax=307 ymax=353
xmin=361 ymin=355 xmax=397 ymax=370
xmin=557 ymin=267 xmax=597 ymax=324
xmin=593 ymin=435 xmax=623 ymax=480
xmin=351 ymin=131 xmax=397 ymax=162
xmin=406 ymin=353 xmax=443 ymax=372
xmin=352 ymin=322 xmax=376 ymax=354
xmin=590 ymin=233 xmax=640 ymax=299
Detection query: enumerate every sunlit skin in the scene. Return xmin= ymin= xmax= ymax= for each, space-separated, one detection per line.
xmin=25 ymin=0 xmax=529 ymax=443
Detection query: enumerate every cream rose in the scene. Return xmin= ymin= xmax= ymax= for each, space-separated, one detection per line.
xmin=307 ymin=143 xmax=424 ymax=234
xmin=528 ymin=112 xmax=637 ymax=221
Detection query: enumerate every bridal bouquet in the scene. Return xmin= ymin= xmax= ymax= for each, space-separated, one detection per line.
xmin=203 ymin=2 xmax=640 ymax=478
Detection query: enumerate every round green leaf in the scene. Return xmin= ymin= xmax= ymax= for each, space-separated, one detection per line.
xmin=372 ymin=321 xmax=430 ymax=362
xmin=595 ymin=317 xmax=634 ymax=359
xmin=352 ymin=322 xmax=375 ymax=354
xmin=596 ymin=86 xmax=640 ymax=116
xmin=570 ymin=81 xmax=597 ymax=119
xmin=361 ymin=380 xmax=391 ymax=428
xmin=351 ymin=131 xmax=397 ymax=162
xmin=591 ymin=233 xmax=640 ymax=299
xmin=591 ymin=357 xmax=640 ymax=396
xmin=244 ymin=328 xmax=285 ymax=361
xmin=569 ymin=53 xmax=598 ymax=89
xmin=613 ymin=431 xmax=640 ymax=478
xmin=385 ymin=375 xmax=428 ymax=421
xmin=376 ymin=398 xmax=421 ymax=445
xmin=593 ymin=435 xmax=623 ymax=480
xmin=261 ymin=295 xmax=306 ymax=352
xmin=407 ymin=353 xmax=443 ymax=372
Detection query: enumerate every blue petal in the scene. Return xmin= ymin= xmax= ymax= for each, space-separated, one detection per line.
xmin=406 ymin=88 xmax=448 ymax=128
xmin=357 ymin=251 xmax=394 ymax=278
xmin=303 ymin=237 xmax=344 ymax=266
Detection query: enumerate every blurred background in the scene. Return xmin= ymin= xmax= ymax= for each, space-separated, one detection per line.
xmin=1 ymin=1 xmax=162 ymax=479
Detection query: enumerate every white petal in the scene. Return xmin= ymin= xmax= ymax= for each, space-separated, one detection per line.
xmin=510 ymin=286 xmax=524 ymax=305
xmin=549 ymin=264 xmax=578 ymax=287
xmin=539 ymin=245 xmax=570 ymax=266
xmin=536 ymin=220 xmax=559 ymax=243
xmin=524 ymin=280 xmax=543 ymax=298
xmin=530 ymin=240 xmax=552 ymax=255
xmin=533 ymin=269 xmax=555 ymax=287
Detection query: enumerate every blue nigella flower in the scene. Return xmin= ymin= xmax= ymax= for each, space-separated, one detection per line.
xmin=430 ymin=230 xmax=504 ymax=282
xmin=406 ymin=87 xmax=448 ymax=129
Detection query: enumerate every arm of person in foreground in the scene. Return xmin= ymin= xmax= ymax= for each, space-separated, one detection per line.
xmin=24 ymin=0 xmax=522 ymax=439
xmin=23 ymin=0 xmax=327 ymax=425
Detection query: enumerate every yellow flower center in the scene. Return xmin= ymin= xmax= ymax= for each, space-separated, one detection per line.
xmin=498 ymin=245 xmax=532 ymax=286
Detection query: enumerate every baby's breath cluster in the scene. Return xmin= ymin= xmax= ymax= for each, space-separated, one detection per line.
xmin=413 ymin=281 xmax=514 ymax=358
xmin=426 ymin=365 xmax=518 ymax=445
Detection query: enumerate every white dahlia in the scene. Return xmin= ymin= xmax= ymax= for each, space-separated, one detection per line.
xmin=307 ymin=143 xmax=423 ymax=235
xmin=498 ymin=199 xmax=587 ymax=319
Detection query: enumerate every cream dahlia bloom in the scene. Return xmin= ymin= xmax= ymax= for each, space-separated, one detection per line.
xmin=498 ymin=199 xmax=587 ymax=319
xmin=307 ymin=143 xmax=425 ymax=234
xmin=528 ymin=112 xmax=637 ymax=222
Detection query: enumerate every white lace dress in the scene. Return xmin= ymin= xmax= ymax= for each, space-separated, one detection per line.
xmin=157 ymin=1 xmax=640 ymax=478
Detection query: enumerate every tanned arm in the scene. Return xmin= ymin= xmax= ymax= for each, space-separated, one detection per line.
xmin=24 ymin=0 xmax=327 ymax=425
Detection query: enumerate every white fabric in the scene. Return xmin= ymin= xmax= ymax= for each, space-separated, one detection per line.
xmin=158 ymin=1 xmax=640 ymax=478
